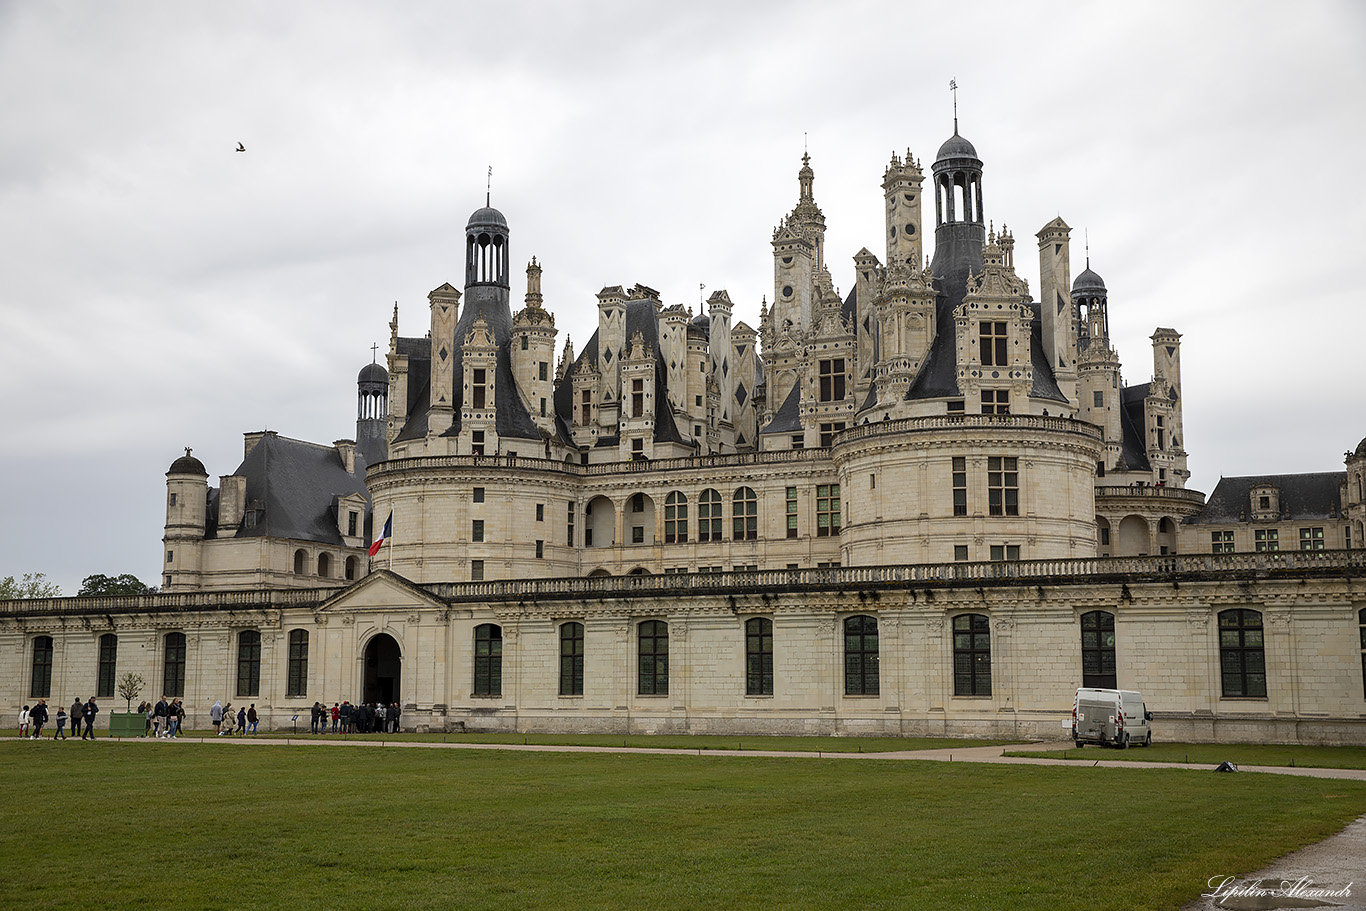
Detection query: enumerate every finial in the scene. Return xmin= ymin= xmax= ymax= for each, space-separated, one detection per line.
xmin=1085 ymin=228 xmax=1090 ymax=268
xmin=949 ymin=78 xmax=959 ymax=133
xmin=699 ymin=283 xmax=706 ymax=306
xmin=486 ymin=165 xmax=492 ymax=207
xmin=184 ymin=447 xmax=192 ymax=458
xmin=371 ymin=342 xmax=378 ymax=364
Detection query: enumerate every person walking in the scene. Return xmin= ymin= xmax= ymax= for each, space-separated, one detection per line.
xmin=174 ymin=700 xmax=186 ymax=737
xmin=153 ymin=698 xmax=168 ymax=737
xmin=221 ymin=702 xmax=234 ymax=735
xmin=18 ymin=705 xmax=30 ymax=739
xmin=211 ymin=700 xmax=224 ymax=736
xmin=236 ymin=705 xmax=246 ymax=736
xmin=53 ymin=706 xmax=67 ymax=740
xmin=30 ymin=700 xmax=48 ymax=739
xmin=70 ymin=698 xmax=84 ymax=738
xmin=247 ymin=705 xmax=258 ymax=735
xmin=165 ymin=700 xmax=179 ymax=738
xmin=81 ymin=697 xmax=98 ymax=740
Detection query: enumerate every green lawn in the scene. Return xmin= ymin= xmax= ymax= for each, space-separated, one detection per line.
xmin=239 ymin=730 xmax=1021 ymax=752
xmin=1003 ymin=742 xmax=1366 ymax=771
xmin=3 ymin=741 xmax=1364 ymax=910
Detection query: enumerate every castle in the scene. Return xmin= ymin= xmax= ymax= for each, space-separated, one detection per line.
xmin=5 ymin=125 xmax=1365 ymax=742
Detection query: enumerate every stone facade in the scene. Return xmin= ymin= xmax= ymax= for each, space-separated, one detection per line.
xmin=4 ymin=126 xmax=1364 ymax=743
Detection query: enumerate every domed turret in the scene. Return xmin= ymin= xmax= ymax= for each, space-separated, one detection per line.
xmin=357 ymin=359 xmax=389 ymax=467
xmin=1354 ymin=437 xmax=1366 ymax=458
xmin=168 ymin=449 xmax=207 ymax=476
xmin=466 ymin=206 xmax=508 ymax=231
xmin=466 ymin=204 xmax=510 ymax=289
xmin=358 ymin=362 xmax=388 ymax=386
xmin=935 ymin=131 xmax=980 ymax=163
xmin=1072 ymin=267 xmax=1107 ymax=295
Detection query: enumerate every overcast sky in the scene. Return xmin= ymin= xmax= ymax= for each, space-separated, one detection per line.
xmin=2 ymin=1 xmax=1363 ymax=595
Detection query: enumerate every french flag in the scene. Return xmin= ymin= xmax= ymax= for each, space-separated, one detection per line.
xmin=368 ymin=511 xmax=392 ymax=556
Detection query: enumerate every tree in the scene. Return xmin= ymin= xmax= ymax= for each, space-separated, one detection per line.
xmin=0 ymin=572 xmax=61 ymax=599
xmin=117 ymin=672 xmax=145 ymax=713
xmin=78 ymin=574 xmax=153 ymax=596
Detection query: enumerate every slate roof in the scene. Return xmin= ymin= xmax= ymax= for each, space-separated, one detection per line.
xmin=207 ymin=433 xmax=371 ymax=545
xmin=1187 ymin=472 xmax=1346 ymax=525
xmin=760 ymin=381 xmax=802 ymax=434
xmin=393 ymin=285 xmax=541 ymax=445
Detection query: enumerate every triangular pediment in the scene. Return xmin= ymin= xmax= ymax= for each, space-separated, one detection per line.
xmin=317 ymin=570 xmax=447 ymax=613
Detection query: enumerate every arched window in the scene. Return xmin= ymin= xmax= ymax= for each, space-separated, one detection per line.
xmin=638 ymin=621 xmax=668 ymax=695
xmin=664 ymin=492 xmax=688 ymax=544
xmin=745 ymin=617 xmax=773 ymax=696
xmin=1080 ymin=611 xmax=1116 ymax=689
xmin=237 ymin=630 xmax=262 ymax=697
xmin=30 ymin=636 xmax=53 ymax=698
xmin=732 ymin=487 xmax=757 ymax=541
xmin=474 ymin=624 xmax=502 ymax=696
xmin=97 ymin=633 xmax=118 ymax=698
xmin=294 ymin=549 xmax=307 ymax=574
xmin=317 ymin=553 xmax=331 ymax=578
xmin=286 ymin=629 xmax=308 ymax=698
xmin=953 ymin=614 xmax=991 ymax=696
xmin=164 ymin=632 xmax=186 ymax=698
xmin=345 ymin=556 xmax=359 ymax=581
xmin=699 ymin=489 xmax=722 ymax=542
xmin=559 ymin=622 xmax=584 ymax=696
xmin=844 ymin=615 xmax=879 ymax=695
xmin=1219 ymin=609 xmax=1266 ymax=697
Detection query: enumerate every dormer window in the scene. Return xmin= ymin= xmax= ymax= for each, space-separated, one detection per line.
xmin=818 ymin=359 xmax=846 ymax=402
xmin=980 ymin=321 xmax=1008 ymax=366
xmin=472 ymin=369 xmax=487 ymax=410
xmin=982 ymin=390 xmax=1010 ymax=414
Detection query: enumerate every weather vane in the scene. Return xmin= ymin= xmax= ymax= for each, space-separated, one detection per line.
xmin=486 ymin=165 xmax=493 ymax=206
xmin=949 ymin=78 xmax=959 ymax=132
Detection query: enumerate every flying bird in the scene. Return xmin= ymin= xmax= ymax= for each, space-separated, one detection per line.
xmin=236 ymin=142 xmax=246 ymax=152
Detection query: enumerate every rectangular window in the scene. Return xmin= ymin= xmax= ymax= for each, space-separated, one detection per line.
xmin=536 ymin=539 xmax=544 ymax=559
xmin=952 ymin=457 xmax=967 ymax=516
xmin=30 ymin=637 xmax=54 ymax=698
xmin=745 ymin=618 xmax=774 ymax=695
xmin=1299 ymin=527 xmax=1325 ymax=551
xmin=982 ymin=389 xmax=1010 ymax=414
xmin=286 ymin=629 xmax=308 ymax=698
xmin=97 ymin=634 xmax=117 ymax=699
xmin=631 ymin=379 xmax=644 ymax=418
xmin=632 ymin=493 xmax=644 ymax=513
xmin=818 ymin=358 xmax=846 ymax=402
xmin=816 ymin=484 xmax=841 ymax=537
xmin=786 ymin=486 xmax=798 ymax=539
xmin=989 ymin=544 xmax=1020 ymax=562
xmin=471 ymin=368 xmax=487 ymax=410
xmin=638 ymin=621 xmax=668 ymax=696
xmin=347 ymin=511 xmax=358 ymax=537
xmin=946 ymin=399 xmax=965 ymax=414
xmin=954 ymin=545 xmax=969 ymax=562
xmin=166 ymin=550 xmax=174 ymax=563
xmin=791 ymin=434 xmax=804 ymax=450
xmin=581 ymin=390 xmax=592 ymax=425
xmin=979 ymin=321 xmax=1008 ymax=366
xmin=665 ymin=493 xmax=687 ymax=544
xmin=987 ymin=457 xmax=1019 ymax=516
xmin=1093 ymin=391 xmax=1104 ymax=408
xmin=540 ymin=398 xmax=546 ymax=417
xmin=632 ymin=526 xmax=644 ymax=544
xmin=1255 ymin=528 xmax=1279 ymax=552
xmin=472 ymin=430 xmax=484 ymax=456
xmin=471 ymin=560 xmax=484 ymax=581
xmin=472 ymin=520 xmax=484 ymax=542
xmin=819 ymin=422 xmax=846 ymax=448
xmin=567 ymin=502 xmax=575 ymax=547
xmin=521 ymin=336 xmax=529 ymax=350
xmin=539 ymin=361 xmax=548 ymax=382
xmin=473 ymin=487 xmax=484 ymax=503
xmin=163 ymin=633 xmax=186 ymax=698
xmin=474 ymin=624 xmax=502 ymax=696
xmin=536 ymin=503 xmax=544 ymax=522
xmin=1211 ymin=530 xmax=1235 ymax=554
xmin=169 ymin=492 xmax=177 ymax=506
xmin=953 ymin=614 xmax=991 ymax=696
xmin=559 ymin=623 xmax=585 ymax=696
xmin=236 ymin=631 xmax=261 ymax=697
xmin=632 ymin=439 xmax=644 ymax=459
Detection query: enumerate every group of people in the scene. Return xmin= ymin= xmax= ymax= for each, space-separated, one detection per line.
xmin=208 ymin=700 xmax=258 ymax=736
xmin=135 ymin=698 xmax=188 ymax=737
xmin=17 ymin=698 xmax=100 ymax=740
xmin=308 ymin=701 xmax=402 ymax=734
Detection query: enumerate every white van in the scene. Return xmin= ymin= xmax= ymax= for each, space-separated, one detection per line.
xmin=1071 ymin=688 xmax=1152 ymax=748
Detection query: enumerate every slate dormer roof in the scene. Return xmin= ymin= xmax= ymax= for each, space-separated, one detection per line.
xmin=208 ymin=432 xmax=371 ymax=545
xmin=1187 ymin=473 xmax=1347 ymax=525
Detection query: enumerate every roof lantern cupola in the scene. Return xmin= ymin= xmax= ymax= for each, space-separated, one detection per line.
xmin=465 ymin=203 xmax=510 ymax=289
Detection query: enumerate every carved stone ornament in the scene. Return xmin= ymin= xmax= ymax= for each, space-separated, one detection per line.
xmin=925 ymin=617 xmax=944 ymax=636
xmin=993 ymin=617 xmax=1016 ymax=633
xmin=341 ymin=614 xmax=356 ymax=626
xmin=407 ymin=613 xmax=422 ymax=625
xmin=1268 ymin=612 xmax=1292 ymax=629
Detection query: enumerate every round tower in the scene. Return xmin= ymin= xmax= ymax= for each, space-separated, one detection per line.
xmin=163 ymin=448 xmax=208 ymax=591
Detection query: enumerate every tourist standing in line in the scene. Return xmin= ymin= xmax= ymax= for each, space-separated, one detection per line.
xmin=54 ymin=706 xmax=67 ymax=739
xmin=247 ymin=705 xmax=258 ymax=735
xmin=70 ymin=698 xmax=84 ymax=738
xmin=211 ymin=700 xmax=224 ymax=736
xmin=30 ymin=700 xmax=48 ymax=738
xmin=389 ymin=703 xmax=401 ymax=734
xmin=81 ymin=697 xmax=98 ymax=739
xmin=339 ymin=701 xmax=351 ymax=734
xmin=330 ymin=703 xmax=340 ymax=733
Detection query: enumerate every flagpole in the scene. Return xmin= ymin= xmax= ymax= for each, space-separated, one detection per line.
xmin=388 ymin=505 xmax=393 ymax=572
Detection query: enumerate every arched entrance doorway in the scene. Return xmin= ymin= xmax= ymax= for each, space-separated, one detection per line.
xmin=363 ymin=634 xmax=401 ymax=705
